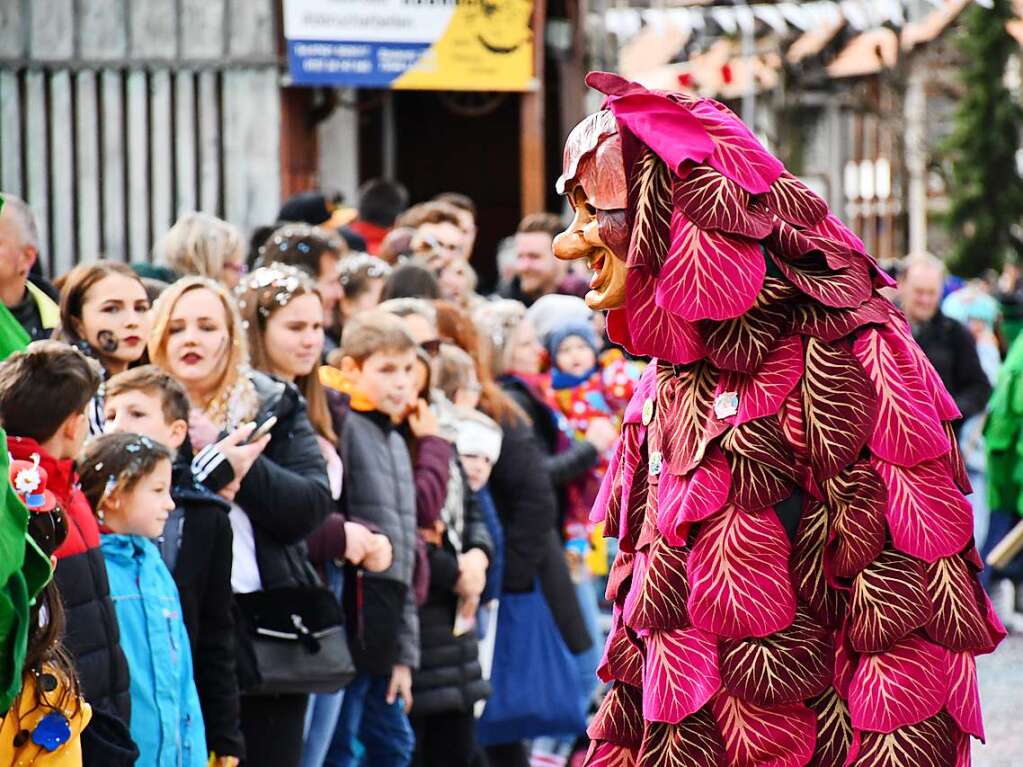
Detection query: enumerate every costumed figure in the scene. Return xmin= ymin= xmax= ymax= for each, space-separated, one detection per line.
xmin=552 ymin=72 xmax=1004 ymax=767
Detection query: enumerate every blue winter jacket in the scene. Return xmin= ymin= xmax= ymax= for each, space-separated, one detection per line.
xmin=101 ymin=533 xmax=206 ymax=767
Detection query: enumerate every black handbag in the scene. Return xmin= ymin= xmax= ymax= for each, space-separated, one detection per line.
xmin=235 ymin=547 xmax=355 ymax=695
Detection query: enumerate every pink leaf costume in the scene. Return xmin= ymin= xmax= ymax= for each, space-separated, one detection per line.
xmin=557 ymin=72 xmax=1003 ymax=767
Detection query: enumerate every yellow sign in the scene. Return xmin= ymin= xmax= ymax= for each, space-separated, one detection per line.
xmin=284 ymin=0 xmax=535 ymax=92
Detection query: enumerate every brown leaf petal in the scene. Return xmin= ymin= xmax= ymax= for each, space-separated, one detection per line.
xmin=589 ymin=682 xmax=645 ymax=750
xmin=807 ymin=688 xmax=853 ymax=767
xmin=849 ymin=712 xmax=957 ymax=767
xmin=849 ymin=548 xmax=931 ymax=653
xmin=719 ymin=608 xmax=834 ymax=706
xmin=637 ymin=708 xmax=727 ymax=767
xmin=791 ymin=499 xmax=848 ymax=628
xmin=673 ymin=165 xmax=773 ymax=240
xmin=802 ymin=338 xmax=876 ymax=480
xmin=627 ymin=149 xmax=673 ymax=272
xmin=824 ymin=463 xmax=887 ymax=578
xmin=925 ymin=555 xmax=991 ymax=653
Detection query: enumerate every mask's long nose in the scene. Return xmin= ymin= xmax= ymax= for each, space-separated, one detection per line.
xmin=553 ymin=207 xmax=589 ymax=262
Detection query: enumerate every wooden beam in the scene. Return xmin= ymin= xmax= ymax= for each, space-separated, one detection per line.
xmin=520 ymin=0 xmax=547 ymax=216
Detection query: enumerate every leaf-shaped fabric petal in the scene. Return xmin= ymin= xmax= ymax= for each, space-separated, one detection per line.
xmin=807 ymin=688 xmax=853 ymax=767
xmin=769 ymin=252 xmax=872 ymax=309
xmin=700 ymin=278 xmax=793 ymax=373
xmin=790 ymin=500 xmax=848 ymax=628
xmin=719 ymin=608 xmax=833 ymax=706
xmin=657 ymin=361 xmax=724 ymax=475
xmin=637 ymin=708 xmax=727 ymax=767
xmin=592 ymin=439 xmax=625 ymax=525
xmin=882 ymin=316 xmax=961 ymax=423
xmin=585 ymin=740 xmax=638 ymax=767
xmin=598 ymin=609 xmax=644 ymax=687
xmin=624 ymin=364 xmax=658 ymax=424
xmin=852 ymin=327 xmax=950 ymax=467
xmin=789 ymin=297 xmax=890 ymax=343
xmin=688 ymin=504 xmax=796 ymax=638
xmin=642 ymin=628 xmax=721 ymax=723
xmin=848 ymin=633 xmax=947 ymax=733
xmin=618 ymin=427 xmax=649 ymax=552
xmin=721 ymin=415 xmax=799 ymax=508
xmin=622 ymin=538 xmax=691 ymax=631
xmin=690 ymin=100 xmax=785 ymax=194
xmin=848 ymin=712 xmax=957 ymax=767
xmin=765 ymin=219 xmax=855 ymax=270
xmin=718 ymin=336 xmax=804 ymax=427
xmin=606 ymin=550 xmax=636 ymax=604
xmin=873 ymin=458 xmax=973 ymax=563
xmin=762 ymin=170 xmax=829 ymax=228
xmin=622 ymin=267 xmax=707 ymax=364
xmin=848 ymin=548 xmax=931 ymax=653
xmin=824 ymin=463 xmax=887 ymax=579
xmin=626 ymin=149 xmax=674 ymax=272
xmin=609 ymin=93 xmax=716 ymax=183
xmin=778 ymin=388 xmax=809 ymax=457
xmin=588 ymin=682 xmax=645 ymax=749
xmin=712 ymin=693 xmax=816 ymax=767
xmin=924 ymin=555 xmax=990 ymax=653
xmin=656 ymin=212 xmax=765 ymax=322
xmin=944 ymin=650 xmax=983 ymax=740
xmin=833 ymin=627 xmax=856 ymax=699
xmin=809 ymin=213 xmax=867 ymax=255
xmin=672 ymin=165 xmax=773 ymax=239
xmin=657 ymin=447 xmax=731 ymax=546
xmin=941 ymin=421 xmax=972 ymax=494
xmin=802 ymin=337 xmax=876 ymax=480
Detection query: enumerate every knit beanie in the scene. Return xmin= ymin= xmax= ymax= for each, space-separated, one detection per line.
xmin=547 ymin=319 xmax=599 ymax=367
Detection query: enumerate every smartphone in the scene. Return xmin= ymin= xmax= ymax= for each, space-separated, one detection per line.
xmin=243 ymin=415 xmax=277 ymax=444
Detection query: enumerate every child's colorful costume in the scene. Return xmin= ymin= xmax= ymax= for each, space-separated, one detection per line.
xmin=558 ymin=72 xmax=1003 ymax=767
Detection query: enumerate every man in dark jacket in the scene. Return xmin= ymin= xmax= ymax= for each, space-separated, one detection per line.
xmin=899 ymin=254 xmax=992 ymax=429
xmin=103 ymin=366 xmax=244 ymax=762
xmin=0 ymin=342 xmax=137 ymax=765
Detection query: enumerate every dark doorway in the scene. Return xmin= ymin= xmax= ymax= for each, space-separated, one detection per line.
xmin=359 ymin=90 xmax=522 ymax=291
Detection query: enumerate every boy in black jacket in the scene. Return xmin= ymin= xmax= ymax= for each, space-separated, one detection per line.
xmin=104 ymin=365 xmax=243 ymax=766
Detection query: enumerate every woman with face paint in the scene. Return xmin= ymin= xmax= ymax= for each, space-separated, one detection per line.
xmin=147 ymin=277 xmax=334 ymax=767
xmin=53 ymin=261 xmax=152 ymax=434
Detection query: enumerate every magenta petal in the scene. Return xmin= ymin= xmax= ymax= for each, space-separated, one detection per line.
xmin=607 ymin=92 xmax=715 ymax=176
xmin=873 ymin=457 xmax=973 ymax=563
xmin=591 ymin=439 xmax=625 ymax=525
xmin=883 ymin=314 xmax=962 ymax=422
xmin=852 ymin=327 xmax=951 ymax=467
xmin=655 ymin=472 xmax=689 ymax=547
xmin=712 ymin=694 xmax=816 ymax=767
xmin=848 ymin=633 xmax=946 ymax=733
xmin=624 ymin=267 xmax=707 ymax=364
xmin=809 ymin=213 xmax=867 ymax=254
xmin=642 ymin=627 xmax=720 ymax=724
xmin=945 ymin=650 xmax=984 ymax=740
xmin=679 ymin=446 xmax=732 ymax=524
xmin=718 ymin=336 xmax=803 ymax=426
xmin=690 ymin=100 xmax=784 ymax=195
xmin=655 ymin=211 xmax=765 ymax=322
xmin=688 ymin=505 xmax=796 ymax=639
xmin=623 ymin=364 xmax=658 ymax=425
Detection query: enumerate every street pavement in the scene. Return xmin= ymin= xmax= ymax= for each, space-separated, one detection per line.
xmin=974 ymin=634 xmax=1023 ymax=766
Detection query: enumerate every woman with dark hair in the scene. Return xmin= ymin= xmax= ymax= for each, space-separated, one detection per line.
xmin=53 ymin=260 xmax=152 ymax=434
xmin=380 ymin=262 xmax=441 ymax=302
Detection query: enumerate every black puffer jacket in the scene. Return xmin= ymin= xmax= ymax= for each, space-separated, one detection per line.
xmin=233 ymin=371 xmax=334 ymax=590
xmin=412 ymin=463 xmax=493 ymax=717
xmin=162 ymin=452 xmax=244 ymax=758
xmin=911 ymin=311 xmax=992 ymax=430
xmin=487 ymin=384 xmax=592 ymax=655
